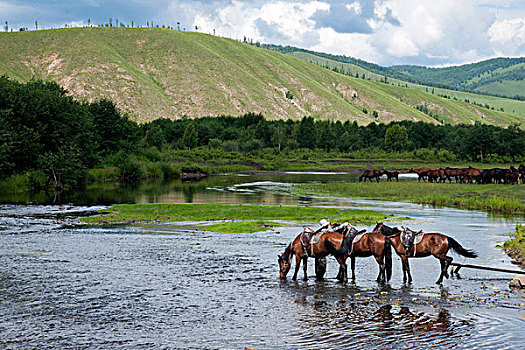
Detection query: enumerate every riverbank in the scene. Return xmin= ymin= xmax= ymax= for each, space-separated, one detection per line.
xmin=504 ymin=225 xmax=525 ymax=268
xmin=80 ymin=203 xmax=396 ymax=233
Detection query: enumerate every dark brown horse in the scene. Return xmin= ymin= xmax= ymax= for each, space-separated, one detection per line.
xmin=373 ymin=223 xmax=477 ymax=284
xmin=383 ymin=170 xmax=399 ymax=182
xmin=359 ymin=169 xmax=383 ymax=182
xmin=278 ymin=225 xmax=356 ymax=283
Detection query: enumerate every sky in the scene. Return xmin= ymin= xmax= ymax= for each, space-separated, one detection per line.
xmin=2 ymin=0 xmax=525 ymax=67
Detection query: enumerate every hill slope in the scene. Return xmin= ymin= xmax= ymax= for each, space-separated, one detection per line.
xmin=0 ymin=28 xmax=524 ymax=126
xmin=391 ymin=58 xmax=525 ymax=99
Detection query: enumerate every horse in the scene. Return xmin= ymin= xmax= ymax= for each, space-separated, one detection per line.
xmin=408 ymin=168 xmax=434 ymax=182
xmin=383 ymin=170 xmax=399 ymax=182
xmin=373 ymin=223 xmax=477 ymax=284
xmin=444 ymin=167 xmax=462 ymax=183
xmin=343 ymin=228 xmax=393 ymax=284
xmin=278 ymin=224 xmax=356 ymax=283
xmin=359 ymin=169 xmax=383 ymax=182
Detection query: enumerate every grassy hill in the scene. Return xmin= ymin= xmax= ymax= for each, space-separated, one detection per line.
xmin=1 ymin=27 xmax=524 ymax=126
xmin=391 ymin=58 xmax=525 ymax=99
xmin=286 ymin=51 xmax=525 ymax=116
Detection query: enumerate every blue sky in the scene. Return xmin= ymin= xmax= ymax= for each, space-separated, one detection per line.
xmin=2 ymin=0 xmax=525 ymax=67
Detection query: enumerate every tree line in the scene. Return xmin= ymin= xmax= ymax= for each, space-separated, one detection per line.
xmin=1 ymin=77 xmax=524 ymax=188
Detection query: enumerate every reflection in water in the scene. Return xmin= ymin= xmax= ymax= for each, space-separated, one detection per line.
xmin=280 ymin=282 xmax=468 ymax=349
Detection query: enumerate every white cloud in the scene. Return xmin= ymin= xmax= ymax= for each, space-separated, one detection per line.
xmin=312 ymin=27 xmax=383 ymax=63
xmin=487 ymin=17 xmax=525 ymax=56
xmin=488 ymin=17 xmax=525 ymax=43
xmin=346 ymin=1 xmax=362 ymax=15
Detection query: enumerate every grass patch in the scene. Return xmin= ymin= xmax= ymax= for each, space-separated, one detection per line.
xmin=199 ymin=220 xmax=285 ymax=233
xmin=80 ymin=203 xmax=395 ymax=232
xmin=294 ymin=181 xmax=525 ymax=214
xmin=504 ymin=225 xmax=525 ymax=267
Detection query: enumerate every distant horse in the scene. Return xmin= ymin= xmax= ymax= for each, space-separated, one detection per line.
xmin=278 ymin=225 xmax=357 ymax=283
xmin=461 ymin=166 xmax=483 ymax=183
xmin=408 ymin=168 xmax=434 ymax=182
xmin=444 ymin=167 xmax=462 ymax=183
xmin=359 ymin=169 xmax=383 ymax=182
xmin=383 ymin=170 xmax=399 ymax=182
xmin=373 ymin=223 xmax=477 ymax=284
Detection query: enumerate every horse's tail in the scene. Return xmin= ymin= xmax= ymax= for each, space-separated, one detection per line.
xmin=448 ymin=237 xmax=477 ymax=258
xmin=326 ymin=232 xmax=353 ymax=256
xmin=384 ymin=237 xmax=392 ymax=281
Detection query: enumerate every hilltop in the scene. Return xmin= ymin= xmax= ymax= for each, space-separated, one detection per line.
xmin=1 ymin=27 xmax=524 ymax=126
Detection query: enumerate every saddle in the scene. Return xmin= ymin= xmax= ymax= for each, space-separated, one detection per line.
xmin=401 ymin=228 xmax=425 ymax=255
xmin=300 ymin=227 xmax=316 ymax=247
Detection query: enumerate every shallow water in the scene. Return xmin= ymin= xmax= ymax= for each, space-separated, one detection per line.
xmin=0 ymin=174 xmax=524 ymax=349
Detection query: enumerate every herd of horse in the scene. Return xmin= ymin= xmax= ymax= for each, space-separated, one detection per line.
xmin=278 ymin=222 xmax=477 ymax=285
xmin=358 ymin=164 xmax=525 ymax=184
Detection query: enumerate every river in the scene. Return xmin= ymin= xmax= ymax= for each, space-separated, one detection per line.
xmin=0 ymin=173 xmax=523 ymax=349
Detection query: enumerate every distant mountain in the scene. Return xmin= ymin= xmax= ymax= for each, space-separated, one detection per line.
xmin=0 ymin=28 xmax=524 ymax=127
xmin=391 ymin=58 xmax=525 ymax=100
xmin=267 ymin=44 xmax=525 ymax=100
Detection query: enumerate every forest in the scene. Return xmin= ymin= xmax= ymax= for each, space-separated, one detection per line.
xmin=1 ymin=76 xmax=524 ymax=188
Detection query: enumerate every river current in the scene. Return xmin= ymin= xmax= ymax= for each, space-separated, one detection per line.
xmin=0 ymin=173 xmax=523 ymax=349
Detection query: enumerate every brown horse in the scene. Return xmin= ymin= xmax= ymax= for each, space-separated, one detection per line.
xmin=359 ymin=169 xmax=383 ymax=182
xmin=343 ymin=229 xmax=393 ymax=283
xmin=383 ymin=170 xmax=399 ymax=182
xmin=278 ymin=225 xmax=356 ymax=283
xmin=408 ymin=168 xmax=434 ymax=182
xmin=373 ymin=223 xmax=477 ymax=284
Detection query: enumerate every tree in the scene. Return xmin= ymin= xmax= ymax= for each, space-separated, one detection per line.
xmin=298 ymin=116 xmax=316 ymax=149
xmin=88 ymin=19 xmax=91 ymax=27
xmin=271 ymin=125 xmax=286 ymax=152
xmin=35 ymin=20 xmax=38 ymax=30
xmin=182 ymin=122 xmax=198 ymax=150
xmin=385 ymin=124 xmax=408 ymax=152
xmin=4 ymin=21 xmax=8 ymax=32
xmin=177 ymin=21 xmax=180 ymax=30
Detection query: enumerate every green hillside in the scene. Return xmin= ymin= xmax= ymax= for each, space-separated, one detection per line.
xmin=391 ymin=58 xmax=525 ymax=99
xmin=270 ymin=44 xmax=525 ymax=102
xmin=0 ymin=27 xmax=524 ymax=126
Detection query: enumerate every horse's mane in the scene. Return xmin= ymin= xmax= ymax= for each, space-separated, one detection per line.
xmin=374 ymin=223 xmax=401 ymax=237
xmin=282 ymin=243 xmax=293 ymax=262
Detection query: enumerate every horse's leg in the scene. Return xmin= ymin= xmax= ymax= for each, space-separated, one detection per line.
xmin=315 ymin=257 xmax=327 ymax=281
xmin=302 ymin=256 xmax=308 ymax=281
xmin=374 ymin=255 xmax=385 ymax=283
xmin=401 ymin=255 xmax=412 ymax=283
xmin=292 ymin=253 xmax=301 ymax=280
xmin=335 ymin=256 xmax=348 ymax=284
xmin=435 ymin=254 xmax=453 ymax=284
xmin=351 ymin=256 xmax=356 ymax=282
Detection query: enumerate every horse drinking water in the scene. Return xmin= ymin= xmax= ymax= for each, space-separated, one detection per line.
xmin=278 ymin=224 xmax=364 ymax=283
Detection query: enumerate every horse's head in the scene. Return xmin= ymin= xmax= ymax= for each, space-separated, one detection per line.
xmin=278 ymin=253 xmax=291 ymax=279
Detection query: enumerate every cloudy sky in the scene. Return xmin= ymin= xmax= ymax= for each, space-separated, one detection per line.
xmin=2 ymin=0 xmax=525 ymax=66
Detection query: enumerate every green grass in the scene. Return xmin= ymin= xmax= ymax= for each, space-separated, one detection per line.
xmin=294 ymin=181 xmax=525 ymax=214
xmin=0 ymin=27 xmax=524 ymax=126
xmin=80 ymin=203 xmax=395 ymax=233
xmin=504 ymin=225 xmax=525 ymax=266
